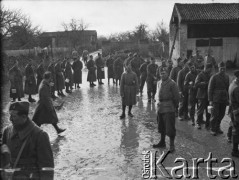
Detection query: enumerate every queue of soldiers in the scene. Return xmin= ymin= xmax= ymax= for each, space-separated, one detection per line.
xmin=1 ymin=48 xmax=239 ymax=179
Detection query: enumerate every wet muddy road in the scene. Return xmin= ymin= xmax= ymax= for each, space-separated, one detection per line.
xmin=2 ymin=65 xmax=239 ymax=180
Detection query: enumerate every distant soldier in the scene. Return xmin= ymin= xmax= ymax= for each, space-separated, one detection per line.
xmin=167 ymin=59 xmax=173 ymax=75
xmin=195 ymin=64 xmax=213 ymax=129
xmin=33 ymin=71 xmax=66 ymax=134
xmin=131 ymin=53 xmax=144 ymax=88
xmin=139 ymin=58 xmax=150 ymax=95
xmin=113 ymin=57 xmax=124 ymax=86
xmin=64 ymin=58 xmax=74 ymax=93
xmin=72 ymin=55 xmax=83 ymax=89
xmin=54 ymin=59 xmax=65 ymax=97
xmin=1 ymin=101 xmax=54 ymax=179
xmin=120 ymin=64 xmax=139 ymax=119
xmin=177 ymin=61 xmax=189 ymax=121
xmin=24 ymin=59 xmax=37 ymax=102
xmin=153 ymin=67 xmax=180 ymax=152
xmin=204 ymin=49 xmax=217 ymax=73
xmin=184 ymin=61 xmax=198 ymax=125
xmin=228 ymin=70 xmax=239 ymax=157
xmin=47 ymin=59 xmax=57 ymax=99
xmin=146 ymin=57 xmax=158 ymax=102
xmin=87 ymin=55 xmax=97 ymax=87
xmin=156 ymin=60 xmax=167 ymax=81
xmin=106 ymin=54 xmax=115 ymax=84
xmin=124 ymin=53 xmax=133 ymax=68
xmin=9 ymin=60 xmax=24 ymax=102
xmin=36 ymin=60 xmax=45 ymax=90
xmin=192 ymin=49 xmax=204 ymax=72
xmin=208 ymin=62 xmax=229 ymax=136
xmin=82 ymin=50 xmax=89 ymax=66
xmin=95 ymin=53 xmax=105 ymax=85
xmin=169 ymin=57 xmax=183 ymax=82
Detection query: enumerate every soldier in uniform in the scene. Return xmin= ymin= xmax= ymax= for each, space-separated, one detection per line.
xmin=139 ymin=58 xmax=150 ymax=95
xmin=153 ymin=67 xmax=180 ymax=152
xmin=95 ymin=53 xmax=105 ymax=85
xmin=113 ymin=56 xmax=124 ymax=86
xmin=156 ymin=60 xmax=167 ymax=81
xmin=82 ymin=50 xmax=89 ymax=66
xmin=47 ymin=59 xmax=57 ymax=99
xmin=9 ymin=60 xmax=24 ymax=102
xmin=130 ymin=53 xmax=144 ymax=89
xmin=229 ymin=70 xmax=239 ymax=157
xmin=65 ymin=58 xmax=74 ymax=93
xmin=120 ymin=64 xmax=139 ymax=119
xmin=208 ymin=62 xmax=229 ymax=136
xmin=167 ymin=59 xmax=173 ymax=75
xmin=169 ymin=57 xmax=184 ymax=82
xmin=106 ymin=54 xmax=115 ymax=84
xmin=204 ymin=49 xmax=217 ymax=73
xmin=1 ymin=101 xmax=54 ymax=179
xmin=195 ymin=64 xmax=212 ymax=129
xmin=72 ymin=54 xmax=83 ymax=89
xmin=177 ymin=60 xmax=189 ymax=121
xmin=24 ymin=59 xmax=37 ymax=102
xmin=184 ymin=61 xmax=198 ymax=125
xmin=192 ymin=49 xmax=204 ymax=72
xmin=36 ymin=60 xmax=45 ymax=91
xmin=33 ymin=71 xmax=66 ymax=134
xmin=146 ymin=57 xmax=158 ymax=103
xmin=124 ymin=53 xmax=133 ymax=68
xmin=54 ymin=59 xmax=65 ymax=97
xmin=87 ymin=55 xmax=97 ymax=87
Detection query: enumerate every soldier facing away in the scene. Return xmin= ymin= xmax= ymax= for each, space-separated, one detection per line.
xmin=36 ymin=60 xmax=45 ymax=91
xmin=9 ymin=60 xmax=24 ymax=102
xmin=95 ymin=53 xmax=105 ymax=85
xmin=87 ymin=55 xmax=97 ymax=87
xmin=139 ymin=58 xmax=150 ymax=95
xmin=106 ymin=54 xmax=115 ymax=84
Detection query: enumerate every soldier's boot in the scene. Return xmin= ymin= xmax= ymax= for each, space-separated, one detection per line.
xmin=128 ymin=105 xmax=133 ymax=117
xmin=153 ymin=134 xmax=166 ymax=148
xmin=231 ymin=142 xmax=239 ymax=158
xmin=28 ymin=95 xmax=36 ymax=102
xmin=120 ymin=105 xmax=126 ymax=119
xmin=12 ymin=98 xmax=16 ymax=102
xmin=152 ymin=94 xmax=156 ymax=102
xmin=113 ymin=79 xmax=116 ymax=84
xmin=52 ymin=123 xmax=66 ymax=134
xmin=18 ymin=98 xmax=21 ymax=101
xmin=191 ymin=117 xmax=195 ymax=126
xmin=60 ymin=91 xmax=66 ymax=97
xmin=147 ymin=92 xmax=151 ymax=103
xmin=169 ymin=137 xmax=175 ymax=152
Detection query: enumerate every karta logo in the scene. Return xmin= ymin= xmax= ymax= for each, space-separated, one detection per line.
xmin=142 ymin=151 xmax=238 ymax=179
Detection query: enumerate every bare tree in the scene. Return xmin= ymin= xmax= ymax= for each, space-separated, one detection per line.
xmin=62 ymin=18 xmax=89 ymax=31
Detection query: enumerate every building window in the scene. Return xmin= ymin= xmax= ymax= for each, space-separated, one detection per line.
xmin=196 ymin=38 xmax=223 ymax=47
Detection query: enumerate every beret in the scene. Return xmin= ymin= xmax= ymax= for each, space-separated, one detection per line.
xmin=9 ymin=101 xmax=29 ymax=113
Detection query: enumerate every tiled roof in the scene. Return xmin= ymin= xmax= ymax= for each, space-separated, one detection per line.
xmin=175 ymin=3 xmax=239 ymax=23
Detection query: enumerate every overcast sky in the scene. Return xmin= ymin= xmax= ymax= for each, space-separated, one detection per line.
xmin=2 ymin=0 xmax=238 ymax=37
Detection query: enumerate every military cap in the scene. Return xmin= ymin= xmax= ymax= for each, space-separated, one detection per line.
xmin=218 ymin=61 xmax=225 ymax=68
xmin=161 ymin=61 xmax=167 ymax=67
xmin=176 ymin=57 xmax=182 ymax=63
xmin=234 ymin=70 xmax=239 ymax=77
xmin=9 ymin=101 xmax=30 ymax=114
xmin=160 ymin=67 xmax=168 ymax=73
xmin=205 ymin=63 xmax=213 ymax=69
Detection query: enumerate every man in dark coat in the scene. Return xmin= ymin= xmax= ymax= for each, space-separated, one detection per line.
xmin=24 ymin=59 xmax=37 ymax=102
xmin=9 ymin=60 xmax=24 ymax=102
xmin=208 ymin=62 xmax=229 ymax=136
xmin=32 ymin=71 xmax=66 ymax=134
xmin=36 ymin=60 xmax=45 ymax=91
xmin=177 ymin=61 xmax=189 ymax=121
xmin=82 ymin=50 xmax=89 ymax=66
xmin=87 ymin=55 xmax=97 ymax=87
xmin=106 ymin=54 xmax=115 ymax=84
xmin=130 ymin=53 xmax=144 ymax=88
xmin=169 ymin=57 xmax=184 ymax=82
xmin=153 ymin=67 xmax=179 ymax=152
xmin=139 ymin=58 xmax=150 ymax=95
xmin=192 ymin=49 xmax=204 ymax=72
xmin=167 ymin=59 xmax=173 ymax=75
xmin=120 ymin=64 xmax=139 ymax=119
xmin=47 ymin=59 xmax=57 ymax=99
xmin=229 ymin=70 xmax=239 ymax=157
xmin=113 ymin=57 xmax=124 ymax=86
xmin=204 ymin=49 xmax=217 ymax=73
xmin=55 ymin=59 xmax=65 ymax=97
xmin=195 ymin=64 xmax=213 ymax=129
xmin=95 ymin=53 xmax=105 ymax=84
xmin=64 ymin=59 xmax=74 ymax=93
xmin=146 ymin=57 xmax=158 ymax=102
xmin=124 ymin=53 xmax=133 ymax=68
xmin=1 ymin=101 xmax=54 ymax=179
xmin=184 ymin=61 xmax=198 ymax=125
xmin=72 ymin=57 xmax=83 ymax=88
